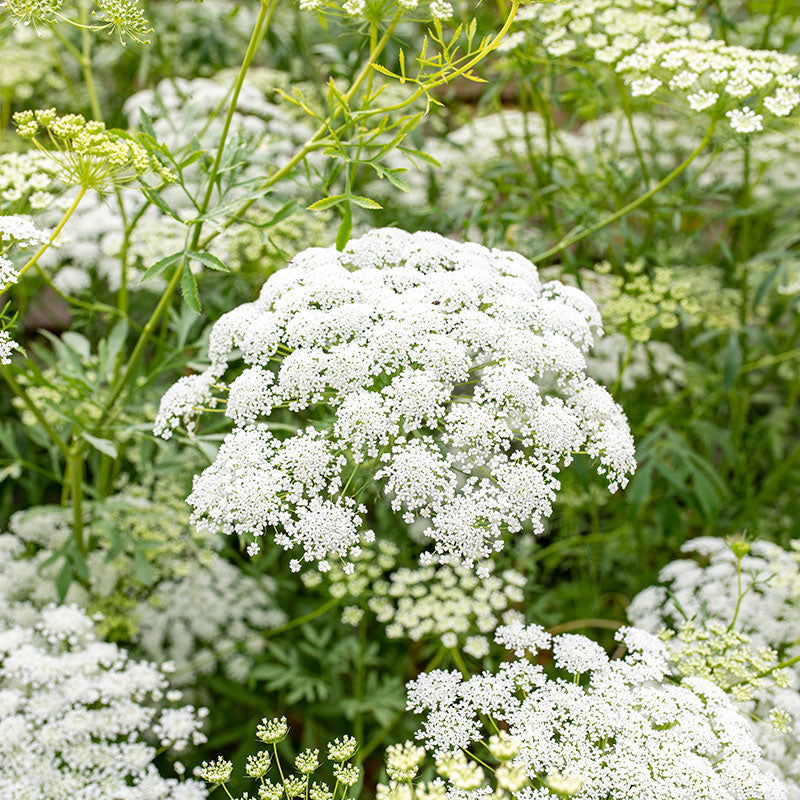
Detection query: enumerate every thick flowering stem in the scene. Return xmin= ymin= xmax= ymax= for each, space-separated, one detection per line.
xmin=18 ymin=184 xmax=88 ymax=279
xmin=532 ymin=119 xmax=717 ymax=263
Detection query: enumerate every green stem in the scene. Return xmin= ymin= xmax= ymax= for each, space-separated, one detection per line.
xmin=757 ymin=652 xmax=800 ymax=679
xmin=80 ymin=0 xmax=103 ymax=121
xmin=18 ymin=185 xmax=88 ymax=279
xmin=68 ymin=445 xmax=86 ymax=554
xmin=197 ymin=10 xmax=406 ymax=249
xmin=173 ymin=596 xmax=339 ymax=680
xmin=450 ymin=646 xmax=469 ymax=678
xmin=97 ymin=0 xmax=276 ymax=425
xmin=191 ymin=0 xmax=276 ymax=251
xmin=532 ymin=119 xmax=716 ymax=262
xmin=0 ymin=365 xmax=71 ymax=458
xmin=547 ymin=618 xmax=624 ymax=635
xmin=741 ymin=346 xmax=800 ymax=373
xmin=97 ymin=262 xmax=184 ymax=425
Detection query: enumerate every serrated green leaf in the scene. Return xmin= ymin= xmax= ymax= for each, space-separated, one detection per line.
xmin=133 ymin=546 xmax=155 ymax=585
xmin=141 ymin=187 xmax=182 ymax=221
xmin=140 ymin=251 xmax=184 ymax=284
xmin=138 ymin=107 xmax=156 ymax=140
xmin=188 ymin=250 xmax=229 ymax=272
xmin=56 ymin=559 xmax=73 ymax=601
xmin=723 ymin=330 xmax=742 ymax=391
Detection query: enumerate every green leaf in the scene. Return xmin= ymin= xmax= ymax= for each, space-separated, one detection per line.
xmin=723 ymin=330 xmax=742 ymax=391
xmin=140 ymin=250 xmax=185 ymax=284
xmin=627 ymin=460 xmax=653 ymax=513
xmin=133 ymin=546 xmax=155 ymax=585
xmin=335 ymin=203 xmax=352 ymax=252
xmin=180 ymin=265 xmax=201 ymax=313
xmin=350 ymin=194 xmax=383 ymax=210
xmin=187 ymin=250 xmax=229 ymax=272
xmin=138 ymin=107 xmax=157 ymax=140
xmin=80 ymin=432 xmax=118 ymax=459
xmin=308 ymin=194 xmax=346 ymax=211
xmin=178 ymin=150 xmax=206 ymax=169
xmin=141 ymin=187 xmax=182 ymax=221
xmin=56 ymin=559 xmax=73 ymax=601
xmin=688 ymin=464 xmax=720 ymax=519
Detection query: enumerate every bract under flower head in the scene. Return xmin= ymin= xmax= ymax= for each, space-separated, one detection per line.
xmin=155 ymin=228 xmax=635 ymax=572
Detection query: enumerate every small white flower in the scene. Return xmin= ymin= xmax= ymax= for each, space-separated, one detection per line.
xmin=727 ymin=106 xmax=764 ymax=133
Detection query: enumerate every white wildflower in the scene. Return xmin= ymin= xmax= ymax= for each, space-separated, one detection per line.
xmin=156 ymin=229 xmax=634 ymax=572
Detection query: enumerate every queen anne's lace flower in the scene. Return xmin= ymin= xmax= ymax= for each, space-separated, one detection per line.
xmin=156 ymin=229 xmax=635 ymax=572
xmin=0 ymin=214 xmax=48 ymax=248
xmin=512 ymin=0 xmax=800 ymax=133
xmin=0 ymin=331 xmax=17 ymax=366
xmin=628 ymin=537 xmax=800 ymax=653
xmin=0 ymin=603 xmax=208 ymax=799
xmin=408 ymin=624 xmax=790 ymax=800
xmin=367 ymin=561 xmax=525 ymax=654
xmin=629 ymin=538 xmax=800 ymax=797
xmin=298 ymin=0 xmax=453 ymax=20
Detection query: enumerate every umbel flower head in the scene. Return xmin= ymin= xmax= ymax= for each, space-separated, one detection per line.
xmin=13 ymin=108 xmax=174 ymax=191
xmin=155 ymin=228 xmax=635 ymax=573
xmin=5 ymin=0 xmax=152 ymax=44
xmin=511 ymin=0 xmax=800 ymax=133
xmin=298 ymin=0 xmax=454 ymax=21
xmin=407 ymin=622 xmax=790 ymax=800
xmin=0 ymin=603 xmax=208 ymax=799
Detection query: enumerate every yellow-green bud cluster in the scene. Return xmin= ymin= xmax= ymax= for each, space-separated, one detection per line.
xmin=13 ymin=108 xmax=175 ymax=190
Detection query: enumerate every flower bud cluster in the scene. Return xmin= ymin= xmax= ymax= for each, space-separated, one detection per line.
xmin=13 ymin=108 xmax=175 ymax=189
xmin=367 ymin=560 xmax=526 ymax=656
xmin=298 ymin=0 xmax=453 ymax=21
xmin=199 ymin=717 xmax=361 ymax=800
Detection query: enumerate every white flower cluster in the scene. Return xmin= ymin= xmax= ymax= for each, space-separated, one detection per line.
xmin=368 ymin=561 xmax=525 ymax=656
xmin=512 ymin=0 xmax=711 ymax=60
xmin=628 ymin=537 xmax=800 ymax=654
xmin=0 ymin=214 xmax=49 ymax=248
xmin=407 ymin=622 xmax=790 ymax=800
xmin=0 ymin=151 xmax=57 ymax=211
xmin=0 ymin=330 xmax=17 ymax=366
xmin=512 ymin=0 xmax=800 ymax=133
xmin=136 ymin=553 xmax=287 ymax=684
xmin=0 ymin=602 xmax=208 ymax=800
xmin=0 ymin=506 xmax=287 ymax=686
xmin=617 ymin=39 xmax=800 ymax=132
xmin=156 ymin=228 xmax=635 ymax=572
xmin=298 ymin=0 xmax=453 ymax=21
xmin=629 ymin=539 xmax=800 ymax=797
